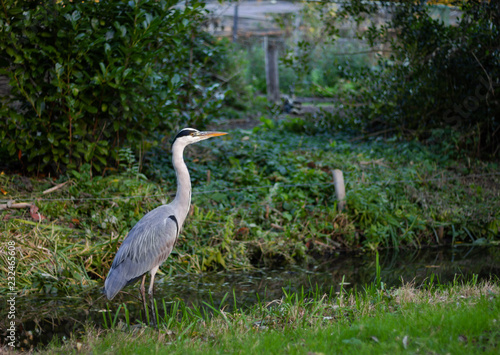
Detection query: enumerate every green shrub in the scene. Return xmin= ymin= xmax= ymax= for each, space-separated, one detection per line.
xmin=344 ymin=0 xmax=500 ymax=157
xmin=276 ymin=0 xmax=499 ymax=157
xmin=0 ymin=0 xmax=225 ymax=174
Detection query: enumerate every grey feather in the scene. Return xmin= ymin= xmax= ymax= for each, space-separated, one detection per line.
xmin=104 ymin=205 xmax=178 ymax=299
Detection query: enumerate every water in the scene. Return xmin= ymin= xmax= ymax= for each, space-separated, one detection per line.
xmin=4 ymin=246 xmax=500 ymax=350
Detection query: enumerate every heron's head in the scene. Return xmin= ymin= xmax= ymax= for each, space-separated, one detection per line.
xmin=172 ymin=128 xmax=228 ymax=147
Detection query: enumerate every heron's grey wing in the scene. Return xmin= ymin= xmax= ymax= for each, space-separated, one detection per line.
xmin=104 ymin=205 xmax=178 ymax=299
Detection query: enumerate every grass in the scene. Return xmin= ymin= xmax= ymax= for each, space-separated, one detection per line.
xmin=1 ymin=126 xmax=499 ymax=297
xmin=35 ymin=278 xmax=500 ymax=354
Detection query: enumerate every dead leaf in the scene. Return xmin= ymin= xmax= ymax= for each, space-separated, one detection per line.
xmin=0 ymin=187 xmax=7 ymax=195
xmin=235 ymin=227 xmax=249 ymax=236
xmin=30 ymin=204 xmax=46 ymax=221
xmin=371 ymin=336 xmax=379 ymax=343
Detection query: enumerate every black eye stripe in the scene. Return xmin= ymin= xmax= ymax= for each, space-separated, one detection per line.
xmin=172 ymin=128 xmax=198 ymax=145
xmin=176 ymin=129 xmax=197 ymax=138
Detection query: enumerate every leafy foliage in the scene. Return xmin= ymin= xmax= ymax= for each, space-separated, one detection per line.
xmin=0 ymin=0 xmax=226 ymax=173
xmin=2 ymin=128 xmax=498 ymax=293
xmin=277 ymin=0 xmax=499 ymax=157
xmin=343 ymin=0 xmax=499 ymax=157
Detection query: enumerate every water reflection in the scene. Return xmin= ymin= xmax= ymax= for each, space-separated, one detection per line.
xmin=4 ymin=246 xmax=500 ymax=350
xmin=152 ymin=245 xmax=500 ymax=308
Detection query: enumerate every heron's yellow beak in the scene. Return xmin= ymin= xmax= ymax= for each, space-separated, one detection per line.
xmin=197 ymin=131 xmax=228 ymax=138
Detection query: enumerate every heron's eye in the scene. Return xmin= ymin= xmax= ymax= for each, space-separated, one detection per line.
xmin=190 ymin=133 xmax=195 ymax=136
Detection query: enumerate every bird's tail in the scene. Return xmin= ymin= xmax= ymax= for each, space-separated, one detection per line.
xmin=104 ymin=270 xmax=127 ymax=300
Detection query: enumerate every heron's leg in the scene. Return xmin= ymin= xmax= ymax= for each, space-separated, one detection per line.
xmin=148 ymin=266 xmax=159 ymax=327
xmin=140 ymin=274 xmax=148 ymax=324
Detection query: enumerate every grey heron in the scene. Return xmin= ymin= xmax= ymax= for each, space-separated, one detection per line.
xmin=104 ymin=128 xmax=227 ymax=326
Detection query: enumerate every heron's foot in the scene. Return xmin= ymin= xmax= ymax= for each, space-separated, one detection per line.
xmin=149 ymin=294 xmax=158 ymax=328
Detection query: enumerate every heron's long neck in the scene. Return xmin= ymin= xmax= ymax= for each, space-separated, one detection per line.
xmin=172 ymin=142 xmax=191 ymax=222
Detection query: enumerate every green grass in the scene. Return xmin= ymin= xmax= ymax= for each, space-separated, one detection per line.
xmin=39 ymin=279 xmax=500 ymax=354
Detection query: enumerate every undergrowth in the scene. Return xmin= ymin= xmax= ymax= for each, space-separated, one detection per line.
xmin=0 ymin=127 xmax=499 ymax=296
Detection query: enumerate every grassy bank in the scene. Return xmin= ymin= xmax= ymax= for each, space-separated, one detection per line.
xmin=1 ymin=126 xmax=499 ymax=296
xmin=34 ymin=279 xmax=500 ymax=354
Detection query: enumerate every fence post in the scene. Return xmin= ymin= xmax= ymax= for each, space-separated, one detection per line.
xmin=332 ymin=169 xmax=346 ymax=212
xmin=232 ymin=4 xmax=239 ymax=43
xmin=264 ymin=36 xmax=280 ymax=103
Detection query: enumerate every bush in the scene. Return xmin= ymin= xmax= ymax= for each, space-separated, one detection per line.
xmin=277 ymin=0 xmax=499 ymax=157
xmin=344 ymin=0 xmax=500 ymax=157
xmin=0 ymin=0 xmax=226 ymax=174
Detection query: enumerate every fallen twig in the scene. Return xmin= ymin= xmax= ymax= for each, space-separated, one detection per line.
xmin=0 ymin=201 xmax=31 ymax=211
xmin=42 ymin=180 xmax=70 ymax=195
xmin=312 ymin=239 xmax=337 ymax=249
xmin=270 ymin=223 xmax=284 ymax=230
